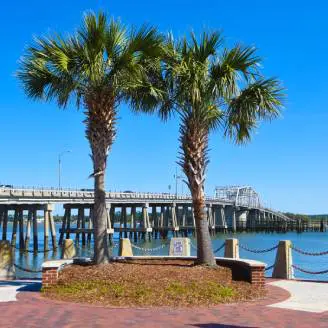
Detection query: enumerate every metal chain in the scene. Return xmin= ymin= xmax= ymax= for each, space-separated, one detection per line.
xmin=292 ymin=264 xmax=328 ymax=275
xmin=190 ymin=242 xmax=225 ymax=254
xmin=213 ymin=242 xmax=226 ymax=254
xmin=10 ymin=245 xmax=57 ymax=254
xmin=11 ymin=241 xmax=119 ymax=255
xmin=14 ymin=263 xmax=42 ymax=273
xmin=130 ymin=242 xmax=169 ymax=254
xmin=239 ymin=243 xmax=279 ymax=254
xmin=265 ymin=264 xmax=275 ymax=271
xmin=291 ymin=246 xmax=328 ymax=256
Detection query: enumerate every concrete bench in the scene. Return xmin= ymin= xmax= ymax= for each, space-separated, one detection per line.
xmin=215 ymin=257 xmax=266 ymax=288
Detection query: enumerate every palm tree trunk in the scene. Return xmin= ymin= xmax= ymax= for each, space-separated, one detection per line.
xmin=179 ymin=114 xmax=216 ymax=266
xmin=85 ymin=91 xmax=116 ymax=264
xmin=193 ymin=189 xmax=216 ymax=265
xmin=93 ymin=168 xmax=109 ymax=264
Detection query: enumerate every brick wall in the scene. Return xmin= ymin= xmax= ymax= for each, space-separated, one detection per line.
xmin=250 ymin=267 xmax=265 ymax=289
xmin=216 ymin=259 xmax=265 ymax=288
xmin=42 ymin=268 xmax=59 ymax=289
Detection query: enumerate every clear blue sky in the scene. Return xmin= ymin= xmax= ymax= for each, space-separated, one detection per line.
xmin=0 ymin=0 xmax=327 ymax=214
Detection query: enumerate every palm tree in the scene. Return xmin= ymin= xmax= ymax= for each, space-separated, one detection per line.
xmin=17 ymin=12 xmax=164 ymax=264
xmin=156 ymin=32 xmax=284 ymax=265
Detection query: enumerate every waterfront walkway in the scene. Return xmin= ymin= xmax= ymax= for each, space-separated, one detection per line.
xmin=1 ymin=279 xmax=328 ymax=327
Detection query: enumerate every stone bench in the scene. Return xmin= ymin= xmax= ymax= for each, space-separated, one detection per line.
xmin=215 ymin=257 xmax=265 ymax=288
xmin=42 ymin=256 xmax=265 ymax=289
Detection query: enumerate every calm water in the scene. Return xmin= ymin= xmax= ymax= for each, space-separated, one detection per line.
xmin=2 ymin=222 xmax=328 ymax=281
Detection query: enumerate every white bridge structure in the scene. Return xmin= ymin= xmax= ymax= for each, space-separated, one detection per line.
xmin=214 ymin=186 xmax=261 ymax=208
xmin=0 ymin=186 xmax=296 ymax=251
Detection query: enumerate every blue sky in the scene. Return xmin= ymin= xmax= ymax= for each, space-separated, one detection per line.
xmin=0 ymin=0 xmax=327 ymax=214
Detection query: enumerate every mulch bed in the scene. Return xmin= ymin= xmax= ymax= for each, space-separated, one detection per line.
xmin=43 ymin=260 xmax=265 ymax=307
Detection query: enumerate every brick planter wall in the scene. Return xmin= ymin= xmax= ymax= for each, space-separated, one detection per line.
xmin=42 ymin=259 xmax=73 ymax=289
xmin=250 ymin=266 xmax=265 ymax=288
xmin=216 ymin=258 xmax=265 ymax=288
xmin=41 ymin=257 xmax=266 ymax=289
xmin=42 ymin=268 xmax=59 ymax=288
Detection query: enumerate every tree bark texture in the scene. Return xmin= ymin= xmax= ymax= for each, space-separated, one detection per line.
xmin=178 ymin=113 xmax=216 ymax=265
xmin=85 ymin=91 xmax=116 ymax=264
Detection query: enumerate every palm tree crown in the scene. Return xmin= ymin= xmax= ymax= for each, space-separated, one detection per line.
xmin=156 ymin=32 xmax=284 ymax=264
xmin=18 ymin=12 xmax=163 ymax=108
xmin=160 ymin=32 xmax=283 ymax=139
xmin=17 ymin=12 xmax=164 ymax=263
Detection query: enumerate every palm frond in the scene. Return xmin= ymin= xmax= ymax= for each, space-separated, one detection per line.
xmin=221 ymin=45 xmax=261 ymax=80
xmin=225 ymin=78 xmax=284 ymax=143
xmin=17 ymin=35 xmax=80 ymax=107
xmin=18 ymin=11 xmax=165 ymax=112
xmin=209 ymin=45 xmax=261 ymax=100
xmin=190 ymin=31 xmax=223 ymax=63
xmin=105 ymin=18 xmax=127 ymax=60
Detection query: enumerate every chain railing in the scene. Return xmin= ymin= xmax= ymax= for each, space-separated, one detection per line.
xmin=290 ymin=245 xmax=328 ymax=256
xmin=130 ymin=242 xmax=169 ymax=255
xmin=190 ymin=241 xmax=225 ymax=254
xmin=10 ymin=245 xmax=57 ymax=254
xmin=14 ymin=263 xmax=42 ymax=273
xmin=239 ymin=243 xmax=279 ymax=254
xmin=292 ymin=264 xmax=328 ymax=275
xmin=213 ymin=242 xmax=226 ymax=254
xmin=290 ymin=244 xmax=328 ymax=275
xmin=13 ymin=242 xmax=120 ymax=274
xmin=265 ymin=264 xmax=275 ymax=271
xmin=13 ymin=238 xmax=328 ymax=279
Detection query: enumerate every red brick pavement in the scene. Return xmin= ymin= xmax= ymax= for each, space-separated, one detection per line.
xmin=1 ymin=281 xmax=328 ymax=328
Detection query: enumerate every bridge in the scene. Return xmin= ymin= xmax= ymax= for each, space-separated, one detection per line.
xmin=0 ymin=186 xmax=298 ymax=252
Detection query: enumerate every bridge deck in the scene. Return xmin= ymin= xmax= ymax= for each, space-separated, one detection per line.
xmin=0 ymin=187 xmax=303 ymax=250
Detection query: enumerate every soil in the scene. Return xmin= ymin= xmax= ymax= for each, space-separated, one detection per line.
xmin=43 ymin=259 xmax=265 ymax=307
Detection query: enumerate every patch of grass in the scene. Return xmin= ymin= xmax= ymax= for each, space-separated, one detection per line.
xmin=109 ymin=283 xmax=125 ymax=297
xmin=165 ymin=281 xmax=235 ymax=303
xmin=46 ymin=279 xmax=241 ymax=306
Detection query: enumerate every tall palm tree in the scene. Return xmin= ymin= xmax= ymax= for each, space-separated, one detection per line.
xmin=156 ymin=32 xmax=284 ymax=265
xmin=17 ymin=12 xmax=164 ymax=264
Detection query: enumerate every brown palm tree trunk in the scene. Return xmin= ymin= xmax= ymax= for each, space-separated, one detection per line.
xmin=179 ymin=115 xmax=216 ymax=266
xmin=192 ymin=188 xmax=216 ymax=265
xmin=93 ymin=168 xmax=109 ymax=264
xmin=85 ymin=91 xmax=116 ymax=264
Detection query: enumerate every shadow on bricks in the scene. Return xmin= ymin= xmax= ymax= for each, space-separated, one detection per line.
xmin=192 ymin=324 xmax=257 ymax=328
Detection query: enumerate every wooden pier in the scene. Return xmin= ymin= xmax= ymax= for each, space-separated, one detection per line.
xmin=0 ymin=204 xmax=57 ymax=252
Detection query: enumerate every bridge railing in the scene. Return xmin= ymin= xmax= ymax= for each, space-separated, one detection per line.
xmin=0 ymin=186 xmax=236 ymax=203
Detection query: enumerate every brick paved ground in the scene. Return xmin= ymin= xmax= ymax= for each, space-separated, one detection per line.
xmin=1 ymin=280 xmax=328 ymax=328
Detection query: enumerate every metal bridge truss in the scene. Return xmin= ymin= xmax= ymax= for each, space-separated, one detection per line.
xmin=214 ymin=186 xmax=261 ymax=208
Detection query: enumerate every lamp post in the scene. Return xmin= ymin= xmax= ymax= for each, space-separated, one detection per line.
xmin=58 ymin=150 xmax=71 ymax=189
xmin=174 ymin=167 xmax=183 ymax=198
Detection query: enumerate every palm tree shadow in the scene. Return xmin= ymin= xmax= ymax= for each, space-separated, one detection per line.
xmin=192 ymin=324 xmax=257 ymax=328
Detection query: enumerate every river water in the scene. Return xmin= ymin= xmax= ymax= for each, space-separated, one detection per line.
xmin=2 ymin=222 xmax=328 ymax=281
